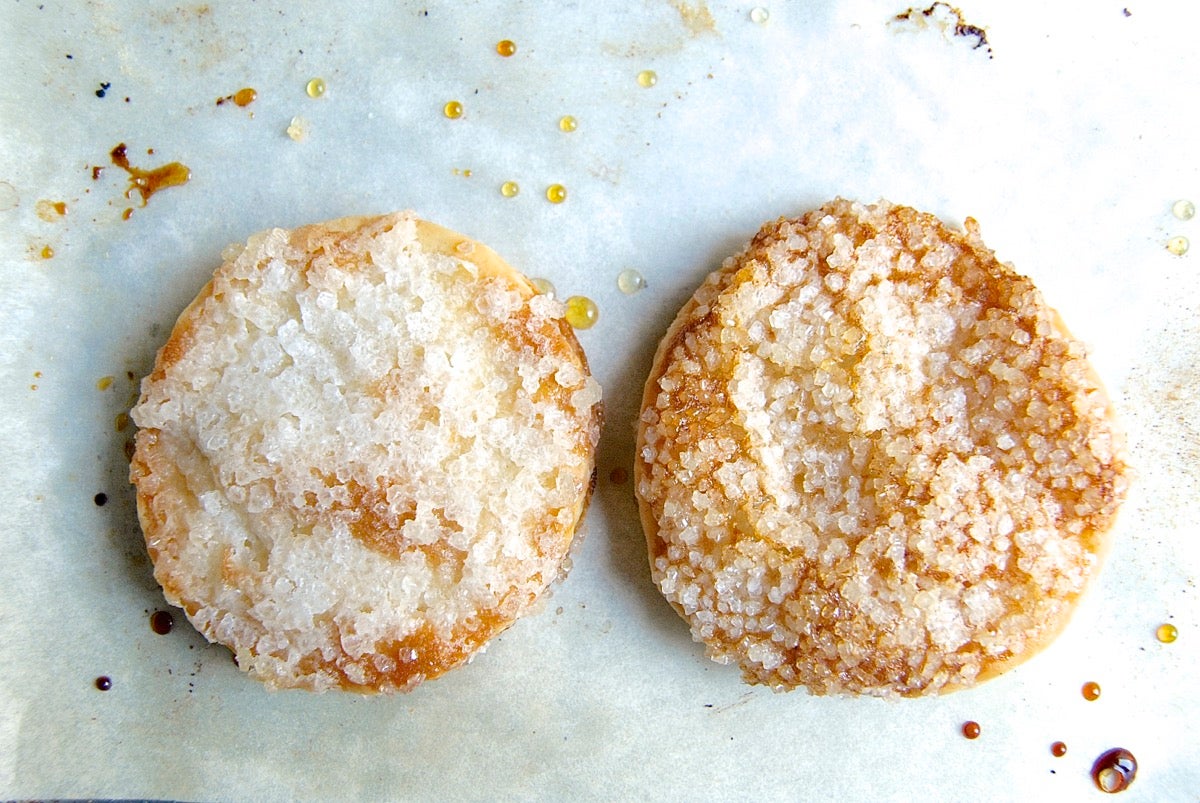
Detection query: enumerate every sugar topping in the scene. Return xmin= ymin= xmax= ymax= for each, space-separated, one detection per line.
xmin=636 ymin=199 xmax=1127 ymax=696
xmin=131 ymin=213 xmax=601 ymax=692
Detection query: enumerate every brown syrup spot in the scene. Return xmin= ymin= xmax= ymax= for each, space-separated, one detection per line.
xmin=93 ymin=492 xmax=108 ymax=506
xmin=149 ymin=610 xmax=174 ymax=635
xmin=1092 ymin=748 xmax=1137 ymax=793
xmin=109 ymin=142 xmax=191 ymax=209
xmin=961 ymin=720 xmax=980 ymax=739
xmin=1051 ymin=741 xmax=1067 ymax=757
xmin=217 ymin=87 xmax=257 ymax=107
xmin=94 ymin=676 xmax=112 ymax=690
xmin=1082 ymin=680 xmax=1101 ymax=701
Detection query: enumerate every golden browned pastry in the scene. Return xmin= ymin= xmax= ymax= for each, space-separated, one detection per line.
xmin=130 ymin=213 xmax=602 ymax=692
xmin=635 ymin=198 xmax=1126 ymax=696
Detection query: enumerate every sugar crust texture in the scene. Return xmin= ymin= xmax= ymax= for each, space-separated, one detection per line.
xmin=130 ymin=212 xmax=602 ymax=692
xmin=635 ymin=198 xmax=1127 ymax=696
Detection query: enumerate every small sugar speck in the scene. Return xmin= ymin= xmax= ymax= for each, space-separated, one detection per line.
xmin=286 ymin=116 xmax=309 ymax=142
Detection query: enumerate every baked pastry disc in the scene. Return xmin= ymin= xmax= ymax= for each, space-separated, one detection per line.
xmin=130 ymin=212 xmax=602 ymax=692
xmin=635 ymin=198 xmax=1127 ymax=696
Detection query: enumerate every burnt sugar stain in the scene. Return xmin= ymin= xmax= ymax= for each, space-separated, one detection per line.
xmin=893 ymin=3 xmax=993 ymax=58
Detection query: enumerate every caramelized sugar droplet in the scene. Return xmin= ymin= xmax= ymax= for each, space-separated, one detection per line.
xmin=1092 ymin=748 xmax=1137 ymax=793
xmin=150 ymin=610 xmax=174 ymax=635
xmin=565 ymin=295 xmax=598 ymax=329
xmin=530 ymin=278 xmax=555 ymax=298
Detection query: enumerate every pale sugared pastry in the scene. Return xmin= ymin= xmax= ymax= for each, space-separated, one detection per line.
xmin=635 ymin=198 xmax=1126 ymax=696
xmin=130 ymin=213 xmax=602 ymax=692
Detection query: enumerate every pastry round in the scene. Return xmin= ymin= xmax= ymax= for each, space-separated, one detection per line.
xmin=635 ymin=198 xmax=1127 ymax=696
xmin=130 ymin=212 xmax=602 ymax=692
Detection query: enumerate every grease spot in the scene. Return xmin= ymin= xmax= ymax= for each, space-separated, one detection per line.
xmin=0 ymin=181 xmax=18 ymax=211
xmin=672 ymin=1 xmax=718 ymax=36
xmin=35 ymin=199 xmax=67 ymax=221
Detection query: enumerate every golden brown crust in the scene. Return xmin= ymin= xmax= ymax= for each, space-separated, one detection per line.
xmin=131 ymin=212 xmax=601 ymax=692
xmin=636 ymin=199 xmax=1127 ymax=696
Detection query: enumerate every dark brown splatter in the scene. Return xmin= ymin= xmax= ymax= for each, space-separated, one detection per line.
xmin=893 ymin=3 xmax=993 ymax=58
